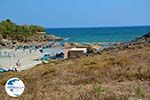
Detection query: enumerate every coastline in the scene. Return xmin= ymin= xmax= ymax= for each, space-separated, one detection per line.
xmin=0 ymin=32 xmax=150 ymax=71
xmin=0 ymin=32 xmax=150 ymax=100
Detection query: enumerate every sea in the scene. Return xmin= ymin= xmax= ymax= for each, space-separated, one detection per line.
xmin=46 ymin=26 xmax=150 ymax=44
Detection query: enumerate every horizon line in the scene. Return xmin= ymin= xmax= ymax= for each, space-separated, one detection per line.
xmin=46 ymin=25 xmax=150 ymax=29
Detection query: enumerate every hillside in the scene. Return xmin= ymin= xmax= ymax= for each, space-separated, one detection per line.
xmin=0 ymin=33 xmax=150 ymax=100
xmin=0 ymin=19 xmax=63 ymax=47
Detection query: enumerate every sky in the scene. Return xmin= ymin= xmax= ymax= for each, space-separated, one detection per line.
xmin=0 ymin=0 xmax=149 ymax=28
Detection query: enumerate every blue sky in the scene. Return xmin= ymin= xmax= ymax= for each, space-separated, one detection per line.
xmin=0 ymin=0 xmax=149 ymax=28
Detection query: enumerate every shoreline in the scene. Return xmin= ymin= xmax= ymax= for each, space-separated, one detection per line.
xmin=0 ymin=32 xmax=149 ymax=71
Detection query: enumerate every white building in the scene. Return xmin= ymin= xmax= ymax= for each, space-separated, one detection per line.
xmin=64 ymin=47 xmax=87 ymax=59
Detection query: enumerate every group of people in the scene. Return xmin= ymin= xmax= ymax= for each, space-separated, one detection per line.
xmin=0 ymin=51 xmax=16 ymax=57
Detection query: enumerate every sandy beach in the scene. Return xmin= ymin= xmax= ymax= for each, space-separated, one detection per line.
xmin=0 ymin=49 xmax=42 ymax=71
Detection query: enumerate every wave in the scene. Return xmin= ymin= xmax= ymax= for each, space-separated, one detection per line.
xmin=64 ymin=37 xmax=70 ymax=41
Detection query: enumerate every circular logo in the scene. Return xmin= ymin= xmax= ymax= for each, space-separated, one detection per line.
xmin=5 ymin=78 xmax=25 ymax=97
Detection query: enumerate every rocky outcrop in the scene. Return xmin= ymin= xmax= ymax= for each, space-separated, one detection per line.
xmin=45 ymin=35 xmax=63 ymax=41
xmin=0 ymin=34 xmax=2 ymax=40
xmin=0 ymin=33 xmax=63 ymax=47
xmin=100 ymin=32 xmax=150 ymax=52
xmin=0 ymin=39 xmax=12 ymax=47
xmin=135 ymin=32 xmax=150 ymax=43
xmin=7 ymin=34 xmax=63 ymax=42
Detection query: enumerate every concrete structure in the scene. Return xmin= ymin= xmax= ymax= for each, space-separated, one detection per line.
xmin=64 ymin=47 xmax=87 ymax=59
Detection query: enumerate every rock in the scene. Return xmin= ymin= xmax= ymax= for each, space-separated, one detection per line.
xmin=45 ymin=35 xmax=63 ymax=41
xmin=142 ymin=32 xmax=150 ymax=38
xmin=0 ymin=34 xmax=3 ymax=40
xmin=0 ymin=39 xmax=12 ymax=46
xmin=135 ymin=32 xmax=150 ymax=43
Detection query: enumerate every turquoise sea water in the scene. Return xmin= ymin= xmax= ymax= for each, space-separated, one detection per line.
xmin=46 ymin=26 xmax=150 ymax=43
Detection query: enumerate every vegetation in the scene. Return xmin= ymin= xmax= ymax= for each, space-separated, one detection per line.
xmin=92 ymin=84 xmax=106 ymax=93
xmin=135 ymin=84 xmax=145 ymax=98
xmin=0 ymin=19 xmax=45 ymax=38
xmin=0 ymin=40 xmax=150 ymax=100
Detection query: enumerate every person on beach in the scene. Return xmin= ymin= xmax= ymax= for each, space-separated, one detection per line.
xmin=39 ymin=49 xmax=43 ymax=53
xmin=29 ymin=49 xmax=32 ymax=53
xmin=16 ymin=59 xmax=21 ymax=67
xmin=4 ymin=51 xmax=7 ymax=56
xmin=15 ymin=47 xmax=17 ymax=51
xmin=23 ymin=46 xmax=26 ymax=52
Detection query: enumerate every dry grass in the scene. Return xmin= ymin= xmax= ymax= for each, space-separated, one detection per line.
xmin=0 ymin=45 xmax=150 ymax=100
